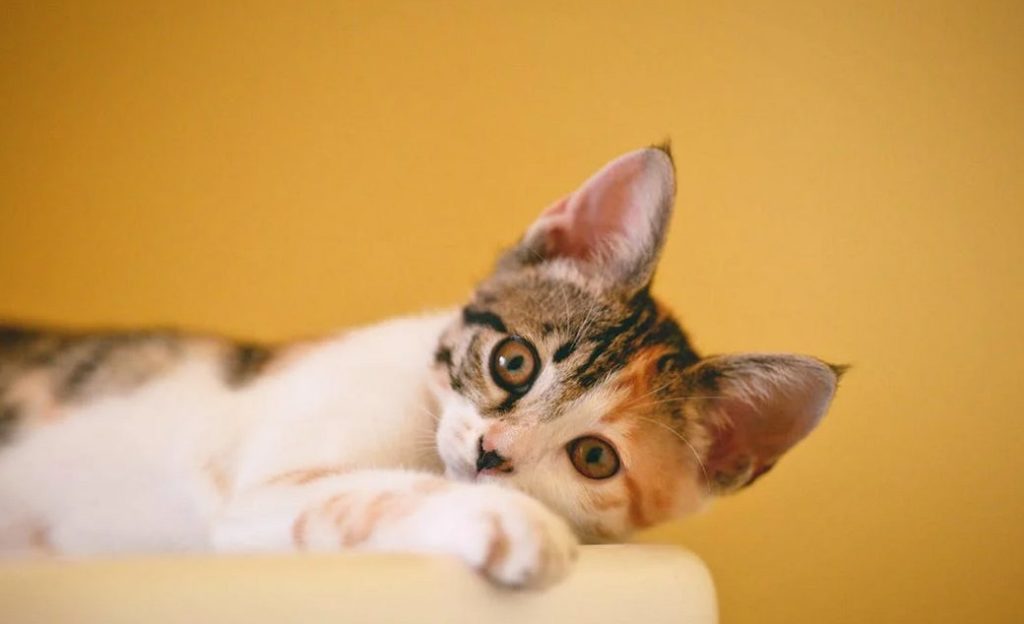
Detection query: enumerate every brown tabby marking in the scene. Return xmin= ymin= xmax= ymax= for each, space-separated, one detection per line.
xmin=0 ymin=324 xmax=291 ymax=442
xmin=0 ymin=402 xmax=22 ymax=444
xmin=223 ymin=342 xmax=277 ymax=388
xmin=0 ymin=327 xmax=186 ymax=404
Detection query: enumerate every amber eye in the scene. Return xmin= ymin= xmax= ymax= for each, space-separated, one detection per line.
xmin=488 ymin=336 xmax=540 ymax=393
xmin=567 ymin=436 xmax=620 ymax=480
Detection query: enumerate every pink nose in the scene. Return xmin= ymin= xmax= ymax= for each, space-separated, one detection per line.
xmin=476 ymin=436 xmax=513 ymax=474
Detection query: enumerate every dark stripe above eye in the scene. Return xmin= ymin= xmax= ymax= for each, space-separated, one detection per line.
xmin=461 ymin=307 xmax=508 ymax=333
xmin=553 ymin=341 xmax=576 ymax=363
xmin=433 ymin=346 xmax=453 ymax=366
xmin=571 ymin=292 xmax=657 ymax=387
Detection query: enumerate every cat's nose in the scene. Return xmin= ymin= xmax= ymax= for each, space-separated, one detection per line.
xmin=476 ymin=436 xmax=513 ymax=474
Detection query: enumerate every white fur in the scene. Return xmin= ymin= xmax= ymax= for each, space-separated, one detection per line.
xmin=0 ymin=145 xmax=833 ymax=589
xmin=0 ymin=311 xmax=579 ymax=587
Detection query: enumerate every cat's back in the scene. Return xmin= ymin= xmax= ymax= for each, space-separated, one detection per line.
xmin=0 ymin=312 xmax=453 ymax=555
xmin=0 ymin=322 xmax=254 ymax=553
xmin=0 ymin=323 xmax=238 ymax=444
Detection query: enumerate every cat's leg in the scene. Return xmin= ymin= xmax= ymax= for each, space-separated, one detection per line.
xmin=211 ymin=468 xmax=578 ymax=588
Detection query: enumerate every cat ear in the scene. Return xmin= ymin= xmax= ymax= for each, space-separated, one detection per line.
xmin=681 ymin=354 xmax=844 ymax=495
xmin=500 ymin=145 xmax=676 ymax=293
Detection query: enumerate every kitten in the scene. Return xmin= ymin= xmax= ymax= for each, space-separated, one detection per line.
xmin=0 ymin=145 xmax=841 ymax=588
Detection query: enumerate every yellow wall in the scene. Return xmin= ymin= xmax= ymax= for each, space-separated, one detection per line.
xmin=1 ymin=2 xmax=1021 ymax=621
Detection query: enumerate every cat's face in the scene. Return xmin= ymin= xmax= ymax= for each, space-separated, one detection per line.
xmin=430 ymin=146 xmax=841 ymax=542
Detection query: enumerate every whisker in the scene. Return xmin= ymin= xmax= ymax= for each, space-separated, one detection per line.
xmin=631 ymin=415 xmax=713 ymax=497
xmin=572 ymin=297 xmax=600 ymax=350
xmin=624 ymin=381 xmax=676 ymax=406
xmin=637 ymin=395 xmax=733 ymax=406
xmin=413 ymin=403 xmax=441 ymax=424
xmin=558 ymin=280 xmax=571 ymax=323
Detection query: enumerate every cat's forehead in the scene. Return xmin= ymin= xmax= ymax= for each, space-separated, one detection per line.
xmin=459 ymin=264 xmax=701 ymax=419
xmin=470 ymin=262 xmax=627 ymax=334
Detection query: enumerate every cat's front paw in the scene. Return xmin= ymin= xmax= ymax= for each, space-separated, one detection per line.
xmin=439 ymin=484 xmax=579 ymax=589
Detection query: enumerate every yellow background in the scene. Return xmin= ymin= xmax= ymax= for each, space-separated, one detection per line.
xmin=1 ymin=2 xmax=1021 ymax=622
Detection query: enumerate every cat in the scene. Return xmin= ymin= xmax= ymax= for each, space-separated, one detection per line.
xmin=0 ymin=144 xmax=842 ymax=589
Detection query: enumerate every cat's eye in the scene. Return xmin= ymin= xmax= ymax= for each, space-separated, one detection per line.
xmin=567 ymin=436 xmax=620 ymax=480
xmin=488 ymin=336 xmax=540 ymax=393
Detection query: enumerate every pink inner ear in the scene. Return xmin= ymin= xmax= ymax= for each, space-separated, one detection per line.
xmin=528 ymin=149 xmax=671 ymax=267
xmin=705 ymin=396 xmax=812 ymax=488
xmin=691 ymin=356 xmax=838 ymax=492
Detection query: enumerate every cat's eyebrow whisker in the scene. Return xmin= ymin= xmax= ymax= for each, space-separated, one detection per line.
xmin=412 ymin=435 xmax=438 ymax=446
xmin=556 ymin=279 xmax=571 ymax=325
xmin=410 ymin=441 xmax=443 ymax=455
xmin=413 ymin=404 xmax=441 ymax=423
xmin=638 ymin=395 xmax=732 ymax=406
xmin=571 ymin=305 xmax=590 ymax=349
xmin=632 ymin=415 xmax=713 ymax=497
xmin=572 ymin=297 xmax=600 ymax=350
xmin=624 ymin=381 xmax=676 ymax=406
xmin=630 ymin=397 xmax=737 ymax=411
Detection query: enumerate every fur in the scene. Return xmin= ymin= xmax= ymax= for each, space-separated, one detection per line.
xmin=0 ymin=146 xmax=842 ymax=588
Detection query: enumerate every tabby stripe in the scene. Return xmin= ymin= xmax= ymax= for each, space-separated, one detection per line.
xmin=58 ymin=339 xmax=116 ymax=400
xmin=461 ymin=307 xmax=508 ymax=334
xmin=553 ymin=341 xmax=576 ymax=363
xmin=450 ymin=332 xmax=483 ymax=393
xmin=572 ymin=295 xmax=655 ymax=385
xmin=225 ymin=342 xmax=275 ymax=388
xmin=433 ymin=346 xmax=453 ymax=366
xmin=0 ymin=403 xmax=21 ymax=445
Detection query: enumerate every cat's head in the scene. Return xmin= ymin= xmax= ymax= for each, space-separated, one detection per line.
xmin=430 ymin=145 xmax=842 ymax=542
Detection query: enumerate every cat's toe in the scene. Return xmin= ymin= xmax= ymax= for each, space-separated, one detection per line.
xmin=475 ymin=498 xmax=579 ymax=589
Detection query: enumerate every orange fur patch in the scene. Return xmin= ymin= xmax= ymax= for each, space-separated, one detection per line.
xmin=483 ymin=514 xmax=510 ymax=572
xmin=203 ymin=458 xmax=232 ymax=498
xmin=592 ymin=337 xmax=705 ymax=531
xmin=29 ymin=525 xmax=53 ymax=554
xmin=588 ymin=491 xmax=627 ymax=511
xmin=618 ymin=418 xmax=703 ymax=531
xmin=622 ymin=473 xmax=650 ymax=527
xmin=265 ymin=464 xmax=351 ymax=487
xmin=290 ymin=476 xmax=448 ymax=550
xmin=8 ymin=371 xmax=60 ymax=423
xmin=602 ymin=345 xmax=675 ymax=424
xmin=412 ymin=478 xmax=449 ymax=495
xmin=292 ymin=511 xmax=310 ymax=549
xmin=341 ymin=493 xmax=391 ymax=546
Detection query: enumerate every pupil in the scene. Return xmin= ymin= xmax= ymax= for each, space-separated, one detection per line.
xmin=585 ymin=446 xmax=603 ymax=464
xmin=507 ymin=355 xmax=524 ymax=371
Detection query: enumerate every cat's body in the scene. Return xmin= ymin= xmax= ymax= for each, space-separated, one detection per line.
xmin=0 ymin=146 xmax=841 ymax=588
xmin=0 ymin=313 xmax=450 ymax=553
